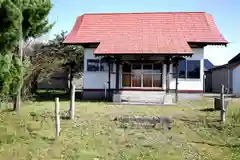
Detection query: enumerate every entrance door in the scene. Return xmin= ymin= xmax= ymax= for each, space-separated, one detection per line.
xmin=122 ymin=63 xmax=163 ymax=88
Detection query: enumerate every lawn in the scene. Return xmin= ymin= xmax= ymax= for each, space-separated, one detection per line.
xmin=0 ymin=98 xmax=240 ymax=160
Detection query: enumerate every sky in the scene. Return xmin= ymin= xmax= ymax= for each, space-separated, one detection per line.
xmin=47 ymin=0 xmax=240 ymax=65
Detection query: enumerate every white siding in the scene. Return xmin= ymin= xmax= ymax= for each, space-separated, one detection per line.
xmin=169 ymin=48 xmax=204 ymax=91
xmin=83 ymin=48 xmax=116 ymax=89
xmin=233 ymin=65 xmax=240 ymax=95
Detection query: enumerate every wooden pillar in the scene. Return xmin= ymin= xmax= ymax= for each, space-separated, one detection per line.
xmin=175 ymin=61 xmax=179 ymax=102
xmin=165 ymin=57 xmax=170 ymax=94
xmin=108 ymin=62 xmax=111 ymax=101
xmin=115 ymin=59 xmax=120 ymax=93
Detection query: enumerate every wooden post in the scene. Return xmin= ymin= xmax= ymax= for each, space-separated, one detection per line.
xmin=115 ymin=59 xmax=120 ymax=94
xmin=165 ymin=57 xmax=170 ymax=94
xmin=220 ymin=84 xmax=226 ymax=123
xmin=70 ymin=84 xmax=75 ymax=120
xmin=55 ymin=97 xmax=60 ymax=137
xmin=175 ymin=62 xmax=179 ymax=103
xmin=108 ymin=62 xmax=111 ymax=101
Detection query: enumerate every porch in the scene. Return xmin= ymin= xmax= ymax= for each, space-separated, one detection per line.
xmin=100 ymin=55 xmax=186 ymax=104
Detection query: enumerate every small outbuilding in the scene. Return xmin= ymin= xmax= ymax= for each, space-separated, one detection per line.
xmin=208 ymin=53 xmax=240 ymax=96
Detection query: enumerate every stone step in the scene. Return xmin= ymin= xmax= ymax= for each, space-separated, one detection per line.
xmin=121 ymin=96 xmax=165 ymax=99
xmin=119 ymin=91 xmax=176 ymax=103
xmin=120 ymin=101 xmax=177 ymax=106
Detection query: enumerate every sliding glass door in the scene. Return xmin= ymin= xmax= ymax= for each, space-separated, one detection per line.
xmin=122 ymin=63 xmax=162 ymax=88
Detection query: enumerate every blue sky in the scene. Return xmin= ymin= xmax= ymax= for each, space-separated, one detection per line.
xmin=48 ymin=0 xmax=240 ymax=65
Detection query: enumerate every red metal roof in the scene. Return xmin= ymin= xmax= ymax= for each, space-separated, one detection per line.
xmin=63 ymin=12 xmax=228 ymax=55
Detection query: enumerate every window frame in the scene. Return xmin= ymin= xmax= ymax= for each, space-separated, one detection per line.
xmin=122 ymin=63 xmax=163 ymax=88
xmin=173 ymin=60 xmax=201 ymax=79
xmin=86 ymin=59 xmax=112 ymax=72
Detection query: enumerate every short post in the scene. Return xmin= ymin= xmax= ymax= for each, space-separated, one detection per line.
xmin=70 ymin=84 xmax=76 ymax=120
xmin=55 ymin=97 xmax=60 ymax=137
xmin=220 ymin=85 xmax=226 ymax=123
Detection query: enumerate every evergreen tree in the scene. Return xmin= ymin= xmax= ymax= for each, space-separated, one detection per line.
xmin=0 ymin=0 xmax=53 ymax=110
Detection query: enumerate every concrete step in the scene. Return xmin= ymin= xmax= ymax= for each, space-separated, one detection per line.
xmin=120 ymin=91 xmax=167 ymax=103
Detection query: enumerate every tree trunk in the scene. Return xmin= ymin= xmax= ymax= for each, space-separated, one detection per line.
xmin=69 ymin=66 xmax=74 ymax=93
xmin=30 ymin=74 xmax=39 ymax=94
xmin=14 ymin=39 xmax=23 ymax=114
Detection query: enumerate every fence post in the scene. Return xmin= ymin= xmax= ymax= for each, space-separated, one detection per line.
xmin=55 ymin=97 xmax=60 ymax=137
xmin=70 ymin=84 xmax=75 ymax=120
xmin=220 ymin=85 xmax=226 ymax=123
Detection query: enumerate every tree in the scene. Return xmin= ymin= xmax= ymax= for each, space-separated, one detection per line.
xmin=22 ymin=31 xmax=84 ymax=99
xmin=0 ymin=0 xmax=53 ymax=111
xmin=48 ymin=31 xmax=84 ymax=92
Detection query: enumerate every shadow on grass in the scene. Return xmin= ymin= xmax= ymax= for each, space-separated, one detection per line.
xmin=33 ymin=91 xmax=110 ymax=102
xmin=178 ymin=118 xmax=202 ymax=124
xmin=29 ymin=132 xmax=55 ymax=143
xmin=0 ymin=108 xmax=15 ymax=113
xmin=191 ymin=141 xmax=240 ymax=148
xmin=34 ymin=92 xmax=73 ymax=101
xmin=179 ymin=118 xmax=227 ymax=132
xmin=199 ymin=108 xmax=217 ymax=112
xmin=179 ymin=116 xmax=224 ymax=131
xmin=60 ymin=115 xmax=70 ymax=120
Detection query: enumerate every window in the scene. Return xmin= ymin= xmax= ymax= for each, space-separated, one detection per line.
xmin=122 ymin=63 xmax=163 ymax=87
xmin=122 ymin=63 xmax=131 ymax=87
xmin=132 ymin=64 xmax=141 ymax=87
xmin=187 ymin=60 xmax=200 ymax=78
xmin=173 ymin=60 xmax=200 ymax=79
xmin=87 ymin=59 xmax=112 ymax=72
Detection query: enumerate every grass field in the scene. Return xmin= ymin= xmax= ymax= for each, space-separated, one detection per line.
xmin=0 ymin=98 xmax=240 ymax=160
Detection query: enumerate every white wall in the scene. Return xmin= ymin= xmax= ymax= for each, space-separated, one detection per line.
xmin=83 ymin=47 xmax=204 ymax=91
xmin=83 ymin=48 xmax=116 ymax=89
xmin=233 ymin=65 xmax=240 ymax=95
xmin=170 ymin=48 xmax=204 ymax=91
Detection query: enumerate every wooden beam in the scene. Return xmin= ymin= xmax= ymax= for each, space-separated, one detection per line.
xmin=115 ymin=59 xmax=120 ymax=93
xmin=175 ymin=62 xmax=179 ymax=102
xmin=165 ymin=56 xmax=171 ymax=94
xmin=108 ymin=62 xmax=111 ymax=101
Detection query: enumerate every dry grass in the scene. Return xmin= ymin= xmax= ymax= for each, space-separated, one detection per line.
xmin=0 ymin=98 xmax=240 ymax=160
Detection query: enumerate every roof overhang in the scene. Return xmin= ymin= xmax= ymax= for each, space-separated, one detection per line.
xmin=93 ymin=53 xmax=193 ymax=57
xmin=63 ymin=41 xmax=194 ymax=56
xmin=188 ymin=41 xmax=228 ymax=47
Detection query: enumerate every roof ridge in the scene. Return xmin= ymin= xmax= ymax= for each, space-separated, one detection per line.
xmin=83 ymin=11 xmax=207 ymax=16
